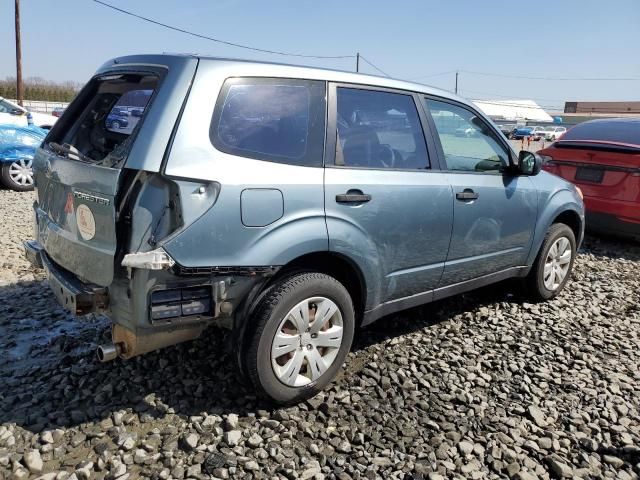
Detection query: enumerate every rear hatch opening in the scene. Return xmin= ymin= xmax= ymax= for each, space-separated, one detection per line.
xmin=46 ymin=73 xmax=159 ymax=168
xmin=33 ymin=72 xmax=163 ymax=287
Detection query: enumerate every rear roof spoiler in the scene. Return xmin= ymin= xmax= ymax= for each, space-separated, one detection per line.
xmin=555 ymin=140 xmax=640 ymax=154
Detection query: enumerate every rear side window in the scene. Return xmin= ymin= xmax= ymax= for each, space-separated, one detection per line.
xmin=211 ymin=78 xmax=326 ymax=166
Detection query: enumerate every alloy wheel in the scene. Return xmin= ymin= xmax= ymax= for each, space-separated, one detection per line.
xmin=271 ymin=296 xmax=344 ymax=387
xmin=8 ymin=159 xmax=34 ymax=188
xmin=543 ymin=236 xmax=572 ymax=290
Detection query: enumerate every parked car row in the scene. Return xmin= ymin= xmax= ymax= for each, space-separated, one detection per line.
xmin=496 ymin=124 xmax=568 ymax=141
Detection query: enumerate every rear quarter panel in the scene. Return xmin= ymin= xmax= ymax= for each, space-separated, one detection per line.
xmin=159 ymin=60 xmax=328 ymax=269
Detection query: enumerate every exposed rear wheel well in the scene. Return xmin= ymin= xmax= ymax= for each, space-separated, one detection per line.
xmin=268 ymin=252 xmax=366 ymax=324
xmin=552 ymin=210 xmax=582 ymax=242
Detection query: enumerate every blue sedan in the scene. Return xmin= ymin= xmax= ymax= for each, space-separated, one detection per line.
xmin=0 ymin=124 xmax=47 ymax=191
xmin=105 ymin=113 xmax=129 ymax=130
xmin=512 ymin=126 xmax=534 ymax=140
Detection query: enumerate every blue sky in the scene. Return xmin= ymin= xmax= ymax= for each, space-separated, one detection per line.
xmin=1 ymin=0 xmax=638 ymax=109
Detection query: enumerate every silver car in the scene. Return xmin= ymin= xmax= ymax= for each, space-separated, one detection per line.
xmin=24 ymin=55 xmax=584 ymax=403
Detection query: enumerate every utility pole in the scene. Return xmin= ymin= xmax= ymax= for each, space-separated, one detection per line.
xmin=455 ymin=71 xmax=458 ymax=95
xmin=356 ymin=52 xmax=360 ymax=73
xmin=15 ymin=0 xmax=24 ymax=106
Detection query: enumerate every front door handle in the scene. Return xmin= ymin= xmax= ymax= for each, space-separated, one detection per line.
xmin=456 ymin=189 xmax=479 ymax=201
xmin=336 ymin=191 xmax=371 ymax=203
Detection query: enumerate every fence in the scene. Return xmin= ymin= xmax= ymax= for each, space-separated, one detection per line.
xmin=8 ymin=99 xmax=69 ymax=114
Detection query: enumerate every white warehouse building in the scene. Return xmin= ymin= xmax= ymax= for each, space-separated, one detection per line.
xmin=472 ymin=99 xmax=554 ymax=123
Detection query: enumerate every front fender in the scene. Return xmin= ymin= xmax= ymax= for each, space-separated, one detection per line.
xmin=326 ymin=216 xmax=384 ymax=311
xmin=526 ymin=185 xmax=584 ymax=266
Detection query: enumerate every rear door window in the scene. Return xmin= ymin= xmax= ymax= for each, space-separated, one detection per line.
xmin=211 ymin=78 xmax=326 ymax=166
xmin=335 ymin=87 xmax=429 ymax=170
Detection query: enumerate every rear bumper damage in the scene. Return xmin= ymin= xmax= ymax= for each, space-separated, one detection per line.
xmin=24 ymin=240 xmax=109 ymax=315
xmin=24 ymin=239 xmax=273 ymax=361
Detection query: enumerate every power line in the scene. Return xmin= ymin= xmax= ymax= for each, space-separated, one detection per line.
xmin=358 ymin=55 xmax=391 ymax=77
xmin=460 ymin=69 xmax=640 ymax=81
xmin=92 ymin=0 xmax=355 ymax=59
xmin=407 ymin=70 xmax=457 ymax=81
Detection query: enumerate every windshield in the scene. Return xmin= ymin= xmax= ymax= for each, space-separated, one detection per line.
xmin=0 ymin=99 xmax=21 ymax=114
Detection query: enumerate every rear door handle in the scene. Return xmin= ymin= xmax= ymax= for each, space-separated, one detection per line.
xmin=336 ymin=192 xmax=371 ymax=203
xmin=456 ymin=189 xmax=479 ymax=201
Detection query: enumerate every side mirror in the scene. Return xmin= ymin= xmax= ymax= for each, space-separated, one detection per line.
xmin=518 ymin=150 xmax=542 ymax=176
xmin=10 ymin=108 xmax=24 ymax=116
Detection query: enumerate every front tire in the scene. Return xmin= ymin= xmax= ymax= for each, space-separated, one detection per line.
xmin=526 ymin=223 xmax=576 ymax=301
xmin=246 ymin=272 xmax=355 ymax=404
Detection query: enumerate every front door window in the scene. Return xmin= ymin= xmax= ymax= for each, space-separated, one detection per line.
xmin=426 ymin=99 xmax=510 ymax=173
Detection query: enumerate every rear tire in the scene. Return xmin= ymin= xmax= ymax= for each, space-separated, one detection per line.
xmin=246 ymin=272 xmax=355 ymax=404
xmin=525 ymin=223 xmax=576 ymax=301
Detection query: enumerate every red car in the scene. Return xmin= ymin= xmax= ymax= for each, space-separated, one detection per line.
xmin=539 ymin=118 xmax=640 ymax=239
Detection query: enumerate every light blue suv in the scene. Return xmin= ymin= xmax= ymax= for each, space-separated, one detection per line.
xmin=24 ymin=55 xmax=584 ymax=403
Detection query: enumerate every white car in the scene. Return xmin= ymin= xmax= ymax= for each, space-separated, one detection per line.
xmin=530 ymin=126 xmax=548 ymax=140
xmin=545 ymin=127 xmax=567 ymax=141
xmin=0 ymin=97 xmax=58 ymax=129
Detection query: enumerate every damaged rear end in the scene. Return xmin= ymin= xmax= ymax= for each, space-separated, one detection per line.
xmin=24 ymin=55 xmax=252 ymax=360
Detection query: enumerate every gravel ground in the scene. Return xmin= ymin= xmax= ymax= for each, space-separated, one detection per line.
xmin=1 ymin=189 xmax=639 ymax=480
